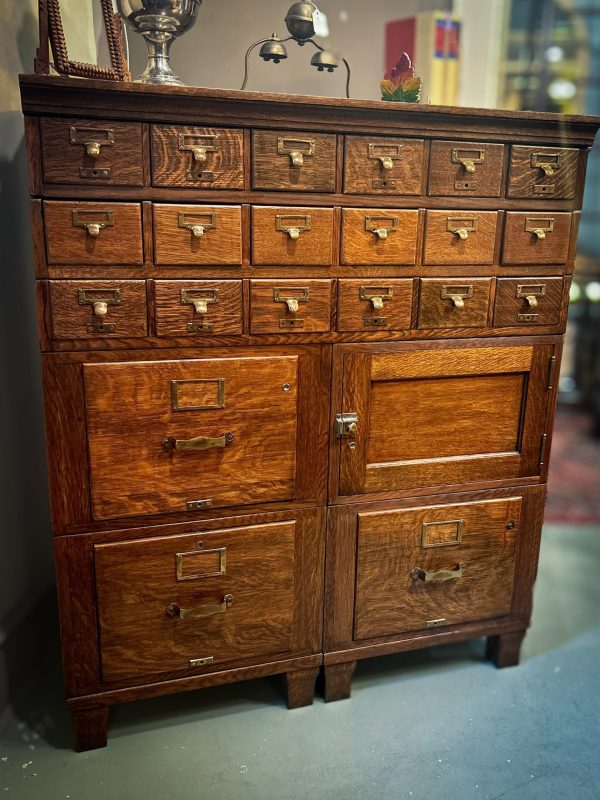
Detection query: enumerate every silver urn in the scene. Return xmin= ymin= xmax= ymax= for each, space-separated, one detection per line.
xmin=117 ymin=0 xmax=202 ymax=86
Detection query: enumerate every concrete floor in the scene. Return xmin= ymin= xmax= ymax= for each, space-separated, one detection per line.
xmin=1 ymin=524 xmax=600 ymax=800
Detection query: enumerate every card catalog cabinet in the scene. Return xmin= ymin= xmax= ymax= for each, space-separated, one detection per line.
xmin=20 ymin=75 xmax=599 ymax=749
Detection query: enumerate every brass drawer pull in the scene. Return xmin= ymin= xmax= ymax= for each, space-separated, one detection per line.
xmin=178 ymin=133 xmax=219 ymax=164
xmin=273 ymin=286 xmax=309 ymax=313
xmin=525 ymin=217 xmax=554 ymax=240
xmin=531 ymin=151 xmax=561 ymax=177
xmin=368 ymin=143 xmax=402 ymax=170
xmin=364 ymin=216 xmax=399 ymax=240
xmin=359 ymin=286 xmax=394 ymax=310
xmin=275 ymin=214 xmax=311 ymax=239
xmin=277 ymin=136 xmax=316 ymax=166
xmin=72 ymin=209 xmax=114 ymax=237
xmin=180 ymin=288 xmax=219 ymax=315
xmin=178 ymin=212 xmax=217 ymax=238
xmin=447 ymin=217 xmax=477 ymax=240
xmin=517 ymin=284 xmax=546 ymax=308
xmin=166 ymin=594 xmax=234 ymax=620
xmin=70 ymin=125 xmax=115 ymax=159
xmin=410 ymin=562 xmax=465 ymax=583
xmin=451 ymin=148 xmax=485 ymax=174
xmin=440 ymin=284 xmax=473 ymax=308
xmin=162 ymin=432 xmax=234 ymax=452
xmin=78 ymin=287 xmax=121 ymax=318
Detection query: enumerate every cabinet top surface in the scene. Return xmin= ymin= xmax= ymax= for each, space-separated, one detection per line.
xmin=19 ymin=74 xmax=600 ymax=142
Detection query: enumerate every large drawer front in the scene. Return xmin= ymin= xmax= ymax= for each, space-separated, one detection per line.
xmin=354 ymin=497 xmax=521 ymax=639
xmin=95 ymin=522 xmax=297 ymax=682
xmin=84 ymin=356 xmax=299 ymax=519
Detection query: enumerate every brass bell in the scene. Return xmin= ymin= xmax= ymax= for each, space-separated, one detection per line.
xmin=310 ymin=49 xmax=339 ymax=73
xmin=285 ymin=1 xmax=316 ymax=41
xmin=259 ymin=35 xmax=288 ymax=64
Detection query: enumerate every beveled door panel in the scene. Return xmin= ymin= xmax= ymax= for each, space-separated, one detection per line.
xmin=335 ymin=341 xmax=555 ymax=499
xmin=84 ymin=355 xmax=299 ymax=519
xmin=354 ymin=497 xmax=521 ymax=639
xmin=95 ymin=522 xmax=297 ymax=682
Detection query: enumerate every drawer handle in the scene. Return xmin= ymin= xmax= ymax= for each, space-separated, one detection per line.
xmin=364 ymin=216 xmax=399 ymax=240
xmin=78 ymin=288 xmax=121 ymax=318
xmin=516 ymin=283 xmax=546 ymax=309
xmin=446 ymin=217 xmax=477 ymax=240
xmin=531 ymin=152 xmax=561 ymax=177
xmin=275 ymin=214 xmax=312 ymax=239
xmin=178 ymin=212 xmax=216 ymax=238
xmin=180 ymin=288 xmax=219 ymax=315
xmin=273 ymin=287 xmax=309 ymax=313
xmin=162 ymin=432 xmax=234 ymax=452
xmin=525 ymin=295 xmax=538 ymax=308
xmin=368 ymin=143 xmax=402 ymax=170
xmin=166 ymin=594 xmax=234 ymax=620
xmin=451 ymin=148 xmax=485 ymax=174
xmin=359 ymin=287 xmax=394 ymax=311
xmin=440 ymin=285 xmax=473 ymax=308
xmin=277 ymin=137 xmax=316 ymax=166
xmin=410 ymin=562 xmax=465 ymax=583
xmin=70 ymin=126 xmax=115 ymax=159
xmin=178 ymin=133 xmax=219 ymax=164
xmin=525 ymin=218 xmax=554 ymax=240
xmin=72 ymin=209 xmax=114 ymax=237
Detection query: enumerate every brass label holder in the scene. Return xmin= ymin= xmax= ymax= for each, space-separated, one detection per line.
xmin=446 ymin=217 xmax=477 ymax=240
xmin=360 ymin=286 xmax=393 ymax=324
xmin=441 ymin=284 xmax=473 ymax=309
xmin=525 ymin=218 xmax=554 ymax=240
xmin=180 ymin=288 xmax=219 ymax=332
xmin=171 ymin=378 xmax=225 ymax=411
xmin=531 ymin=151 xmax=561 ymax=177
xmin=277 ymin=136 xmax=315 ymax=166
xmin=178 ymin=133 xmax=219 ymax=179
xmin=72 ymin=209 xmax=114 ymax=237
xmin=176 ymin=546 xmax=226 ymax=581
xmin=78 ymin=287 xmax=120 ymax=331
xmin=273 ymin=286 xmax=309 ymax=317
xmin=178 ymin=212 xmax=217 ymax=238
xmin=451 ymin=147 xmax=485 ymax=173
xmin=70 ymin=125 xmax=114 ymax=159
xmin=275 ymin=214 xmax=312 ymax=240
xmin=364 ymin=215 xmax=399 ymax=240
xmin=421 ymin=519 xmax=464 ymax=548
xmin=367 ymin=142 xmax=402 ymax=171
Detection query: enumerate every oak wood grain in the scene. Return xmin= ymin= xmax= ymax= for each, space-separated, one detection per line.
xmin=249 ymin=279 xmax=334 ymax=334
xmin=507 ymin=145 xmax=579 ymax=199
xmin=428 ymin=140 xmax=505 ymax=197
xmin=252 ymin=129 xmax=336 ymax=192
xmin=337 ymin=278 xmax=413 ymax=332
xmin=423 ymin=210 xmax=498 ymax=265
xmin=343 ymin=135 xmax=425 ymax=195
xmin=493 ymin=277 xmax=564 ymax=327
xmin=502 ymin=211 xmax=572 ymax=265
xmin=417 ymin=277 xmax=492 ymax=329
xmin=251 ymin=205 xmax=334 ymax=266
xmin=341 ymin=208 xmax=419 ymax=265
xmin=154 ymin=280 xmax=243 ymax=336
xmin=153 ymin=203 xmax=242 ymax=265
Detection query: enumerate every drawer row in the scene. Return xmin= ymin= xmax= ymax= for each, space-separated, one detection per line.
xmin=41 ymin=201 xmax=574 ymax=268
xmin=39 ymin=117 xmax=580 ymax=200
xmin=46 ymin=276 xmax=567 ymax=340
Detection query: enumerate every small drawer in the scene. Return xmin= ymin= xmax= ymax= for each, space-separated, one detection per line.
xmin=49 ymin=280 xmax=148 ymax=339
xmin=507 ymin=145 xmax=579 ymax=199
xmin=341 ymin=209 xmax=419 ymax=265
xmin=343 ymin=136 xmax=425 ymax=195
xmin=502 ymin=212 xmax=572 ymax=265
xmin=153 ymin=204 xmax=242 ymax=265
xmin=154 ymin=280 xmax=243 ymax=336
xmin=43 ymin=201 xmax=143 ymax=266
xmin=418 ymin=278 xmax=491 ymax=329
xmin=151 ymin=125 xmax=244 ymax=188
xmin=493 ymin=277 xmax=564 ymax=327
xmin=252 ymin=206 xmax=334 ymax=266
xmin=94 ymin=521 xmax=298 ymax=682
xmin=252 ymin=130 xmax=336 ymax=191
xmin=423 ymin=211 xmax=498 ymax=265
xmin=428 ymin=140 xmax=505 ymax=197
xmin=337 ymin=279 xmax=413 ymax=332
xmin=40 ymin=118 xmax=144 ymax=186
xmin=250 ymin=279 xmax=333 ymax=333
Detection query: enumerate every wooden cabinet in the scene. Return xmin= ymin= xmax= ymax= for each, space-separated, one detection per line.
xmin=21 ymin=75 xmax=598 ymax=749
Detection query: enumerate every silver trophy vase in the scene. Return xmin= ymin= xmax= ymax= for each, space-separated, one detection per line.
xmin=117 ymin=0 xmax=202 ymax=86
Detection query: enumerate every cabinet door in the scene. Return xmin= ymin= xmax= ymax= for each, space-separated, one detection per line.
xmin=84 ymin=355 xmax=301 ymax=519
xmin=335 ymin=341 xmax=556 ymax=499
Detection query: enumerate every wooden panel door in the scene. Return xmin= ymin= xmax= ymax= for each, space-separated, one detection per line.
xmin=334 ymin=340 xmax=557 ymax=499
xmin=84 ymin=355 xmax=300 ymax=519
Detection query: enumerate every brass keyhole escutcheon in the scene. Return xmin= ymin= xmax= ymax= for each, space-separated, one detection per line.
xmin=525 ymin=295 xmax=539 ymax=308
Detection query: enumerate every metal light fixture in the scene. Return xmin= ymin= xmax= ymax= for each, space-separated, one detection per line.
xmin=241 ymin=1 xmax=351 ymax=98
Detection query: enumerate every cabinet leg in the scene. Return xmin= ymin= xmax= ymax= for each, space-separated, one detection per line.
xmin=324 ymin=661 xmax=357 ymax=702
xmin=70 ymin=704 xmax=110 ymax=751
xmin=486 ymin=630 xmax=526 ymax=668
xmin=285 ymin=667 xmax=319 ymax=709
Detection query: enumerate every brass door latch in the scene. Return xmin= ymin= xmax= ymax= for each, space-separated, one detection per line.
xmin=336 ymin=412 xmax=358 ymax=438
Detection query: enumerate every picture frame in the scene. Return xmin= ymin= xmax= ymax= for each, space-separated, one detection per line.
xmin=36 ymin=0 xmax=131 ymax=81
